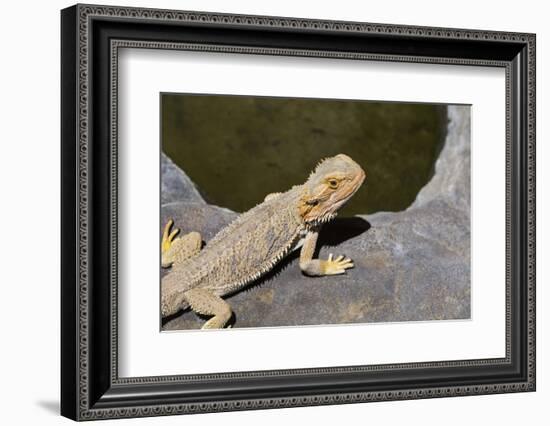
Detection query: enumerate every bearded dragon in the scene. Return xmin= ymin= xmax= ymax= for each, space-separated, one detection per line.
xmin=161 ymin=154 xmax=366 ymax=329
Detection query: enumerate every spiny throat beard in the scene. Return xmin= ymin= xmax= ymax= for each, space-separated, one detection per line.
xmin=305 ymin=211 xmax=337 ymax=228
xmin=298 ymin=200 xmax=335 ymax=226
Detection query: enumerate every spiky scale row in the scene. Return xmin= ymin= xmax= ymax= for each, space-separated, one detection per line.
xmin=160 ymin=154 xmax=366 ymax=320
xmin=161 ymin=186 xmax=308 ymax=316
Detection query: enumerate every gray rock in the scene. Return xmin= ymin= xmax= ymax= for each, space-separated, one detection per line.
xmin=413 ymin=106 xmax=470 ymax=213
xmin=161 ymin=105 xmax=471 ymax=330
xmin=161 ymin=153 xmax=204 ymax=205
xmin=161 ymin=202 xmax=237 ymax=245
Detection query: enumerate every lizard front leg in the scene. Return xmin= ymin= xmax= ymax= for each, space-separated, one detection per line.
xmin=299 ymin=230 xmax=354 ymax=276
xmin=161 ymin=219 xmax=202 ymax=268
xmin=183 ymin=288 xmax=233 ymax=329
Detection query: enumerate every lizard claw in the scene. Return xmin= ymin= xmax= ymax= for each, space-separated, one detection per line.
xmin=162 ymin=218 xmax=180 ymax=254
xmin=324 ymin=253 xmax=354 ymax=275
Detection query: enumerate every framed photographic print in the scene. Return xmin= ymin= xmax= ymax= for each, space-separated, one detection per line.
xmin=61 ymin=3 xmax=536 ymax=420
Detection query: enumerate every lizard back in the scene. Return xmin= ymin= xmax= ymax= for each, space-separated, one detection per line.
xmin=162 ymin=187 xmax=305 ymax=306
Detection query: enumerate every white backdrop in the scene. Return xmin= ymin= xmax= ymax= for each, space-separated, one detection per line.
xmin=118 ymin=50 xmax=505 ymax=377
xmin=0 ymin=0 xmax=547 ymax=425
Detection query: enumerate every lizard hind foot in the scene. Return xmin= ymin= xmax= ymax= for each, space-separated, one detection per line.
xmin=183 ymin=288 xmax=234 ymax=330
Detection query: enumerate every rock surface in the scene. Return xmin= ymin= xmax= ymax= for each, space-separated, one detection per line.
xmin=161 ymin=153 xmax=205 ymax=205
xmin=161 ymin=106 xmax=470 ymax=330
xmin=412 ymin=106 xmax=470 ymax=214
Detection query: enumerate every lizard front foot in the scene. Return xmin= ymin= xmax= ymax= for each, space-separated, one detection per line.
xmin=162 ymin=219 xmax=179 ymax=254
xmin=161 ymin=219 xmax=202 ymax=268
xmin=299 ymin=252 xmax=354 ymax=276
xmin=323 ymin=253 xmax=354 ymax=275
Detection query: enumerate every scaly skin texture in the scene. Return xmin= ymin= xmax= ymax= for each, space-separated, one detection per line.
xmin=161 ymin=154 xmax=366 ymax=329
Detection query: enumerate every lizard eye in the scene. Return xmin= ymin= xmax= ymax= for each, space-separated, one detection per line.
xmin=328 ymin=179 xmax=339 ymax=189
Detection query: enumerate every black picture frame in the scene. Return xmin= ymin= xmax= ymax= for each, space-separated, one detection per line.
xmin=61 ymin=3 xmax=536 ymax=420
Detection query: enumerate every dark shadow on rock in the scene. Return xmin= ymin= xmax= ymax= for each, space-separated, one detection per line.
xmin=161 ymin=309 xmax=183 ymax=327
xmin=227 ymin=312 xmax=237 ymax=328
xmin=318 ymin=217 xmax=371 ymax=247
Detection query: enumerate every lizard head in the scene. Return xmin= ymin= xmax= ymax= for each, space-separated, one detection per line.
xmin=299 ymin=154 xmax=366 ymax=225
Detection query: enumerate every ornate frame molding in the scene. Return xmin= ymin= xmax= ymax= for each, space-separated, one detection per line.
xmin=61 ymin=4 xmax=535 ymax=420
